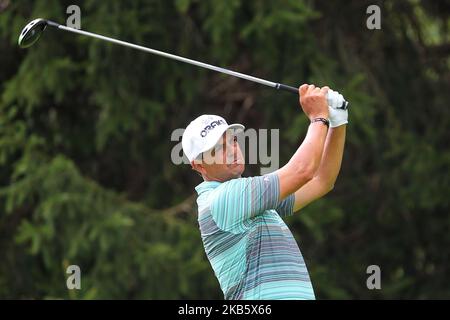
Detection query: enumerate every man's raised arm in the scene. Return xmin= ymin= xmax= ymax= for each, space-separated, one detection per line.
xmin=276 ymin=84 xmax=330 ymax=200
xmin=292 ymin=91 xmax=348 ymax=212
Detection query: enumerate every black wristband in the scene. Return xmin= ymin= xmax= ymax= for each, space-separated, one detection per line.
xmin=311 ymin=117 xmax=330 ymax=128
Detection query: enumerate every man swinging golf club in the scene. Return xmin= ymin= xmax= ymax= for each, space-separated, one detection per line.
xmin=182 ymin=84 xmax=348 ymax=300
xmin=18 ymin=17 xmax=349 ymax=300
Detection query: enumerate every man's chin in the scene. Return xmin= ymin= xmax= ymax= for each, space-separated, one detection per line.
xmin=231 ymin=164 xmax=245 ymax=177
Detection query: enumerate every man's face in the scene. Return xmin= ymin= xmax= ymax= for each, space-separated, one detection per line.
xmin=193 ymin=130 xmax=245 ymax=181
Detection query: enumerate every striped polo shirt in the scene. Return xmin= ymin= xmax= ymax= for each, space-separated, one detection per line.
xmin=195 ymin=173 xmax=315 ymax=300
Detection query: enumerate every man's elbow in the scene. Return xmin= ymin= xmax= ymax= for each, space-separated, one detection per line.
xmin=315 ymin=177 xmax=335 ymax=196
xmin=312 ymin=182 xmax=334 ymax=200
xmin=326 ymin=183 xmax=334 ymax=194
xmin=295 ymin=166 xmax=316 ymax=185
xmin=317 ymin=173 xmax=338 ymax=194
xmin=322 ymin=177 xmax=337 ymax=195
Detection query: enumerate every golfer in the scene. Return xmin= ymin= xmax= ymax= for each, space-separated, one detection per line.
xmin=182 ymin=84 xmax=348 ymax=300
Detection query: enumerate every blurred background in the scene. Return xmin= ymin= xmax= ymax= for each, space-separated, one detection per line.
xmin=0 ymin=0 xmax=449 ymax=299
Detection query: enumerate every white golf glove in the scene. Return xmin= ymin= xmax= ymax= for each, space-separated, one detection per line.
xmin=327 ymin=89 xmax=348 ymax=128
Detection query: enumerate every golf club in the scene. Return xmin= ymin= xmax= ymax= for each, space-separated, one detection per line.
xmin=18 ymin=18 xmax=348 ymax=109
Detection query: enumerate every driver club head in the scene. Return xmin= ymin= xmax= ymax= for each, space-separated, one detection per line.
xmin=18 ymin=18 xmax=48 ymax=48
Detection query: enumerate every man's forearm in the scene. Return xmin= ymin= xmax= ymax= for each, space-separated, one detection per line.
xmin=314 ymin=125 xmax=346 ymax=187
xmin=288 ymin=122 xmax=328 ymax=175
xmin=277 ymin=122 xmax=328 ymax=199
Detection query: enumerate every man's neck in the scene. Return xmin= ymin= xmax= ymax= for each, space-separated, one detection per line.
xmin=202 ymin=175 xmax=242 ymax=182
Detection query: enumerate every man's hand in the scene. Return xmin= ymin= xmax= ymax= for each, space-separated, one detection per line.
xmin=299 ymin=84 xmax=329 ymax=120
xmin=327 ymin=89 xmax=348 ymax=128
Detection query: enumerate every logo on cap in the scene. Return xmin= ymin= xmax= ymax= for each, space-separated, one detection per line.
xmin=200 ymin=120 xmax=225 ymax=137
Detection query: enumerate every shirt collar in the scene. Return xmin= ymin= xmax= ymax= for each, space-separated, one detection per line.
xmin=195 ymin=180 xmax=222 ymax=195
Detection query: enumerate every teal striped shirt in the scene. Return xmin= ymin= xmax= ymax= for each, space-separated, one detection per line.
xmin=195 ymin=173 xmax=315 ymax=300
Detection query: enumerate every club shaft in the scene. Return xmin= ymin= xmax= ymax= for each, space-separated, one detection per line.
xmin=57 ymin=25 xmax=286 ymax=90
xmin=53 ymin=22 xmax=348 ymax=109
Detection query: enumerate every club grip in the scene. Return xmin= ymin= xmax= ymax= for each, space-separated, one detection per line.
xmin=276 ymin=83 xmax=349 ymax=110
xmin=276 ymin=83 xmax=299 ymax=94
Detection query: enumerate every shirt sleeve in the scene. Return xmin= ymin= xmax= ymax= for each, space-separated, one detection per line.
xmin=210 ymin=173 xmax=284 ymax=233
xmin=275 ymin=193 xmax=295 ymax=218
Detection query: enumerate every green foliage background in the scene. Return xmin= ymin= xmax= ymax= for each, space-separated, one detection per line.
xmin=0 ymin=0 xmax=449 ymax=299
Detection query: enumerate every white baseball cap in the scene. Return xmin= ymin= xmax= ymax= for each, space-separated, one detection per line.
xmin=182 ymin=115 xmax=245 ymax=163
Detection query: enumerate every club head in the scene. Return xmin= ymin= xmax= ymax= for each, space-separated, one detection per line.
xmin=18 ymin=18 xmax=48 ymax=48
